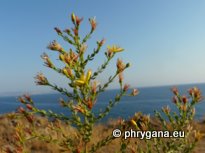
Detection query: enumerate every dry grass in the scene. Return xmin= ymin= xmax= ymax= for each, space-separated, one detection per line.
xmin=0 ymin=114 xmax=204 ymax=152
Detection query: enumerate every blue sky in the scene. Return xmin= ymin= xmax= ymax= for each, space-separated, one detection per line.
xmin=1 ymin=0 xmax=205 ymax=96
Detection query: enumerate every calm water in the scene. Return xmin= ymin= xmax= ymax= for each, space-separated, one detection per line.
xmin=0 ymin=83 xmax=205 ymax=122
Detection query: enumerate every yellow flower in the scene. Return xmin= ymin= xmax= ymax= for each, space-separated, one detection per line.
xmin=131 ymin=119 xmax=137 ymax=126
xmin=74 ymin=70 xmax=92 ymax=87
xmin=59 ymin=54 xmax=65 ymax=62
xmin=62 ymin=67 xmax=73 ymax=78
xmin=107 ymin=45 xmax=124 ymax=53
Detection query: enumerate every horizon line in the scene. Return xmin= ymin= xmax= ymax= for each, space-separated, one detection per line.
xmin=0 ymin=82 xmax=204 ymax=97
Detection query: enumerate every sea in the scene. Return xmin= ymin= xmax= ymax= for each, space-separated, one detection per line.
xmin=0 ymin=83 xmax=205 ymax=122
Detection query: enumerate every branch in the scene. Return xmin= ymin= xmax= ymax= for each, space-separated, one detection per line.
xmin=91 ymin=56 xmax=113 ymax=80
xmin=95 ymin=91 xmax=125 ymax=121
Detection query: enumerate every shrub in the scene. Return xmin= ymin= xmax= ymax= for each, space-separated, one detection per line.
xmin=3 ymin=13 xmax=204 ymax=153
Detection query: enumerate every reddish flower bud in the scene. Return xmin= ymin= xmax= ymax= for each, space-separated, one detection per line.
xmin=188 ymin=87 xmax=203 ymax=102
xmin=64 ymin=28 xmax=71 ymax=34
xmin=123 ymin=84 xmax=130 ymax=92
xmin=171 ymin=87 xmax=179 ymax=95
xmin=98 ymin=39 xmax=106 ymax=46
xmin=18 ymin=97 xmax=26 ymax=104
xmin=18 ymin=107 xmax=25 ymax=113
xmin=89 ymin=17 xmax=97 ymax=32
xmin=182 ymin=95 xmax=188 ymax=104
xmin=76 ymin=16 xmax=83 ymax=25
xmin=23 ymin=94 xmax=32 ymax=102
xmin=172 ymin=96 xmax=178 ymax=104
xmin=87 ymin=100 xmax=94 ymax=110
xmin=26 ymin=104 xmax=33 ymax=110
xmin=54 ymin=27 xmax=62 ymax=35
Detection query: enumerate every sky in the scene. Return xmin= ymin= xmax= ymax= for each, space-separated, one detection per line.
xmin=1 ymin=0 xmax=205 ymax=96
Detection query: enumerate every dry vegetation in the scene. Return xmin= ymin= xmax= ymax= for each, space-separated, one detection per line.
xmin=0 ymin=113 xmax=204 ymax=153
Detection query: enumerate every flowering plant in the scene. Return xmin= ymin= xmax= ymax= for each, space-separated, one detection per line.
xmin=3 ymin=13 xmax=204 ymax=153
xmin=7 ymin=13 xmax=137 ymax=153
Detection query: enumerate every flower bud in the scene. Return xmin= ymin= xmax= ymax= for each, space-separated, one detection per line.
xmin=131 ymin=89 xmax=139 ymax=96
xmin=162 ymin=106 xmax=170 ymax=114
xmin=64 ymin=28 xmax=71 ymax=34
xmin=73 ymin=105 xmax=85 ymax=114
xmin=59 ymin=53 xmax=65 ymax=62
xmin=23 ymin=94 xmax=32 ymax=102
xmin=171 ymin=87 xmax=179 ymax=95
xmin=35 ymin=73 xmax=48 ymax=85
xmin=18 ymin=107 xmax=25 ymax=113
xmin=116 ymin=59 xmax=126 ymax=72
xmin=41 ymin=53 xmax=54 ymax=68
xmin=188 ymin=87 xmax=202 ymax=102
xmin=126 ymin=63 xmax=130 ymax=68
xmin=97 ymin=39 xmax=105 ymax=46
xmin=47 ymin=40 xmax=63 ymax=52
xmin=26 ymin=104 xmax=33 ymax=110
xmin=87 ymin=99 xmax=94 ymax=110
xmin=180 ymin=104 xmax=187 ymax=112
xmin=18 ymin=97 xmax=26 ymax=104
xmin=91 ymin=81 xmax=98 ymax=94
xmin=54 ymin=27 xmax=62 ymax=35
xmin=71 ymin=13 xmax=76 ymax=23
xmin=182 ymin=95 xmax=188 ymax=104
xmin=89 ymin=17 xmax=97 ymax=32
xmin=62 ymin=67 xmax=73 ymax=78
xmin=76 ymin=16 xmax=83 ymax=25
xmin=172 ymin=96 xmax=178 ymax=104
xmin=123 ymin=84 xmax=130 ymax=92
xmin=79 ymin=43 xmax=87 ymax=54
